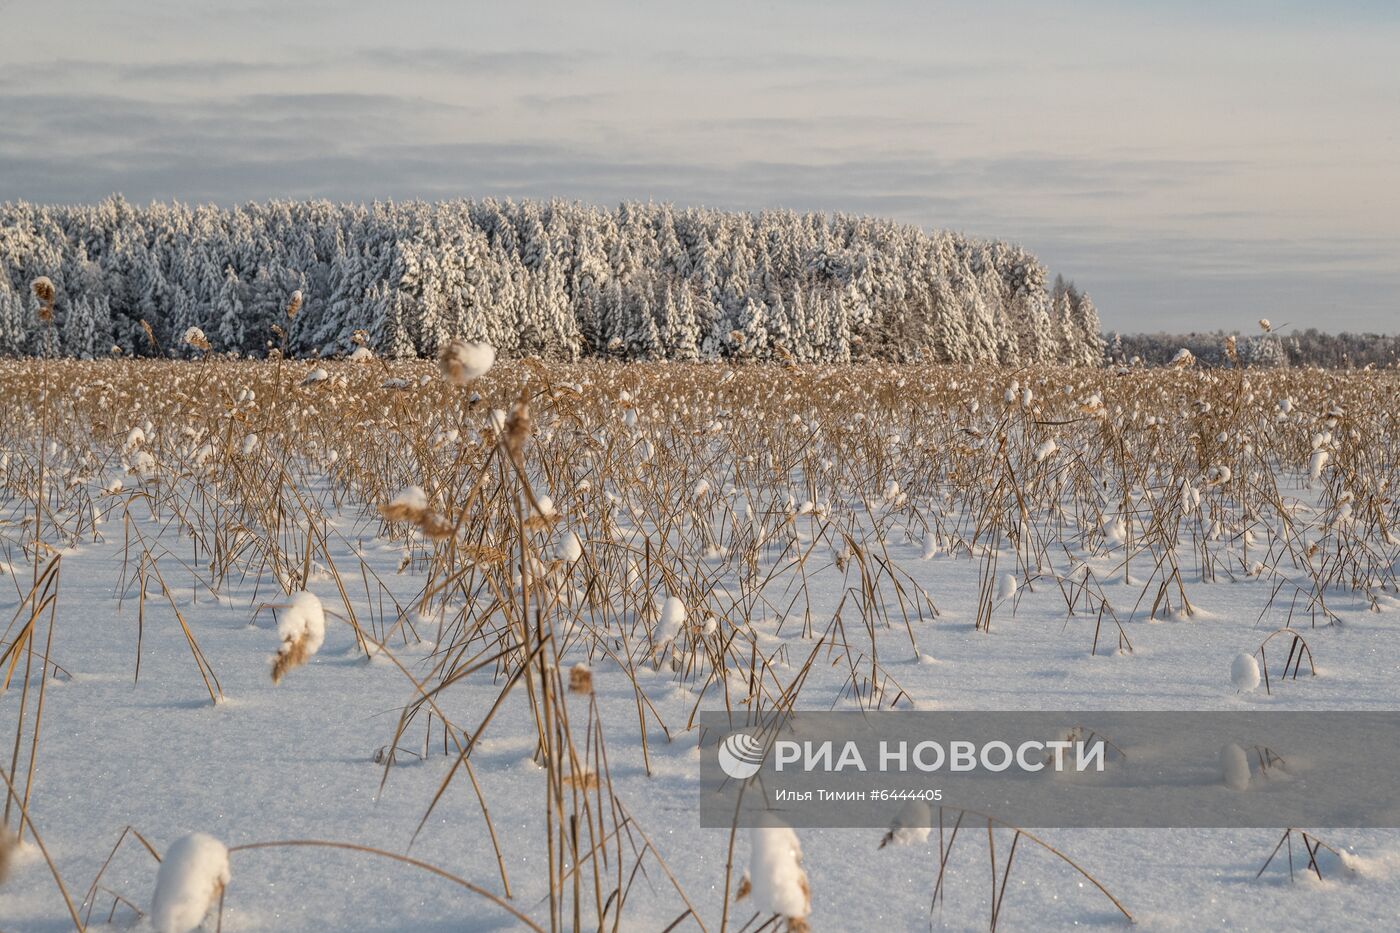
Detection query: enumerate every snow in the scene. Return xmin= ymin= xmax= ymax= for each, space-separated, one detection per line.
xmin=4 ymin=361 xmax=1399 ymax=932
xmin=559 ymin=531 xmax=583 ymax=563
xmin=881 ymin=800 xmax=933 ymax=848
xmin=747 ymin=823 xmax=811 ymax=922
xmin=130 ymin=449 xmax=156 ymax=477
xmin=1309 ymin=449 xmax=1330 ymax=481
xmin=271 ymin=591 xmax=326 ymax=684
xmin=8 ymin=469 xmax=1400 ymax=929
xmin=277 ymin=591 xmax=327 ymax=656
xmin=1232 ymin=652 xmax=1262 ymax=692
xmin=387 ymin=485 xmax=427 ymax=513
xmin=438 ymin=339 xmax=496 ymax=385
xmin=1221 ymin=743 xmax=1252 ymax=791
xmin=149 ymin=832 xmax=230 ymax=933
xmin=655 ymin=596 xmax=687 ymax=650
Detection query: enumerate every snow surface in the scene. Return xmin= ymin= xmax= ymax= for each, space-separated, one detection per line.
xmin=5 ymin=488 xmax=1397 ymax=930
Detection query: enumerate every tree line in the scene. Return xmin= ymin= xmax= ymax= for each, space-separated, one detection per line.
xmin=0 ymin=196 xmax=1104 ymax=364
xmin=1108 ymin=329 xmax=1399 ymax=370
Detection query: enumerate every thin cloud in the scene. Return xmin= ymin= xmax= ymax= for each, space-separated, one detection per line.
xmin=365 ymin=47 xmax=587 ymax=74
xmin=0 ymin=0 xmax=1395 ymax=330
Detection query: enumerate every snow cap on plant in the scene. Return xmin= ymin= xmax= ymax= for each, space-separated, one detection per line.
xmin=559 ymin=531 xmax=583 ymax=563
xmin=1170 ymin=347 xmax=1195 ymax=369
xmin=183 ymin=327 xmax=211 ymax=351
xmin=438 ymin=338 xmax=496 ymax=385
xmin=1231 ymin=652 xmax=1260 ymax=693
xmin=739 ymin=819 xmax=811 ymax=930
xmin=271 ymin=591 xmax=326 ymax=684
xmin=149 ymin=832 xmax=230 ymax=933
xmin=32 ymin=277 xmax=56 ymax=322
xmin=654 ymin=595 xmax=687 ymax=652
xmin=568 ymin=662 xmax=593 ymax=695
xmin=379 ymin=485 xmax=454 ymax=540
xmin=1221 ymin=743 xmax=1251 ymax=790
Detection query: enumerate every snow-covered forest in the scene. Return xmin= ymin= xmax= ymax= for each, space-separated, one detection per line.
xmin=0 ymin=197 xmax=1104 ymax=363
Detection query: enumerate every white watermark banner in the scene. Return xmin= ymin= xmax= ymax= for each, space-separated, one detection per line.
xmin=698 ymin=711 xmax=1400 ymax=828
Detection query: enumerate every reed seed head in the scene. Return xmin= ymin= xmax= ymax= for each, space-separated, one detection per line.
xmin=31 ymin=276 xmax=55 ymax=305
xmin=569 ymin=662 xmax=593 ymax=695
xmin=183 ymin=327 xmax=211 ymax=351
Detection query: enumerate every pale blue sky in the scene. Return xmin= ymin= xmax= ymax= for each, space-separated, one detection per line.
xmin=3 ymin=0 xmax=1397 ymax=331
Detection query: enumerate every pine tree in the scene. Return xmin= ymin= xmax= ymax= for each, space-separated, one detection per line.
xmin=1070 ymin=292 xmax=1106 ymax=366
xmin=659 ymin=286 xmax=701 ymax=361
xmin=0 ymin=274 xmax=24 ymax=356
xmin=369 ymin=280 xmax=414 ymax=358
xmin=62 ymin=296 xmax=97 ymax=358
xmin=1108 ymin=331 xmax=1124 ymax=364
xmin=216 ymin=266 xmax=246 ymax=353
xmin=729 ymin=297 xmax=769 ymax=358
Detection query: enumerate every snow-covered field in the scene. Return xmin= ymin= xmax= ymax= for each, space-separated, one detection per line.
xmin=2 ymin=358 xmax=1398 ymax=932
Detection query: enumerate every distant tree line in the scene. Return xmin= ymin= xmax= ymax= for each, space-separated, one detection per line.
xmin=0 ymin=196 xmax=1104 ymax=364
xmin=1106 ymin=329 xmax=1400 ymax=369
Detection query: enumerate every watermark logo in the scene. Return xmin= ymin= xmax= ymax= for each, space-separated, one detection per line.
xmin=717 ymin=730 xmax=766 ymax=779
xmin=701 ymin=711 xmax=1400 ymax=829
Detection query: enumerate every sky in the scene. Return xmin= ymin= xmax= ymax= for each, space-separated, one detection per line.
xmin=2 ymin=0 xmax=1397 ymax=332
